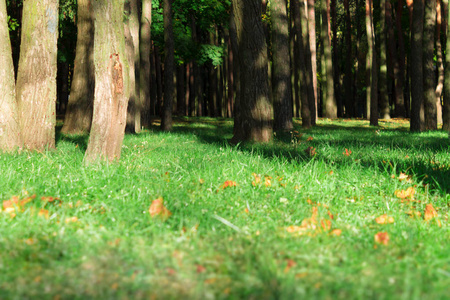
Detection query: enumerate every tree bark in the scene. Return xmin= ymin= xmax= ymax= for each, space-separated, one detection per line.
xmin=231 ymin=0 xmax=273 ymax=143
xmin=140 ymin=0 xmax=152 ymax=126
xmin=435 ymin=0 xmax=444 ymax=125
xmin=395 ymin=0 xmax=406 ymax=117
xmin=343 ymin=0 xmax=354 ymax=117
xmin=161 ymin=0 xmax=174 ymax=131
xmin=272 ymin=0 xmax=293 ymax=131
xmin=16 ymin=0 xmax=58 ymax=150
xmin=410 ymin=0 xmax=425 ymax=132
xmin=366 ymin=0 xmax=378 ymax=126
xmin=423 ymin=0 xmax=437 ymax=130
xmin=124 ymin=10 xmax=137 ymax=133
xmin=379 ymin=0 xmax=390 ymax=119
xmin=0 ymin=0 xmax=21 ymax=151
xmin=444 ymin=0 xmax=450 ymax=131
xmin=307 ymin=0 xmax=318 ymax=123
xmin=331 ymin=0 xmax=342 ymax=117
xmin=176 ymin=64 xmax=186 ymax=116
xmin=84 ymin=0 xmax=129 ymax=163
xmin=61 ymin=0 xmax=94 ymax=135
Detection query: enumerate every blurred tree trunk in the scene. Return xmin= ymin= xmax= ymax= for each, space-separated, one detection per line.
xmin=379 ymin=0 xmax=390 ymax=119
xmin=84 ymin=0 xmax=129 ymax=163
xmin=394 ymin=0 xmax=406 ymax=117
xmin=343 ymin=0 xmax=354 ymax=117
xmin=423 ymin=0 xmax=437 ymax=130
xmin=435 ymin=0 xmax=444 ymax=125
xmin=0 ymin=0 xmax=21 ymax=151
xmin=231 ymin=0 xmax=272 ymax=143
xmin=176 ymin=64 xmax=186 ymax=116
xmin=140 ymin=0 xmax=152 ymax=126
xmin=16 ymin=0 xmax=58 ymax=150
xmin=410 ymin=0 xmax=425 ymax=131
xmin=57 ymin=61 xmax=70 ymax=115
xmin=444 ymin=0 xmax=450 ymax=131
xmin=331 ymin=0 xmax=342 ymax=117
xmin=61 ymin=0 xmax=94 ymax=135
xmin=307 ymin=0 xmax=318 ymax=123
xmin=272 ymin=0 xmax=293 ymax=131
xmin=366 ymin=0 xmax=378 ymax=126
xmin=161 ymin=0 xmax=175 ymax=131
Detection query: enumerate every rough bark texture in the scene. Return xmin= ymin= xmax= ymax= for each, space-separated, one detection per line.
xmin=61 ymin=0 xmax=94 ymax=134
xmin=343 ymin=0 xmax=354 ymax=117
xmin=307 ymin=0 xmax=318 ymax=123
xmin=140 ymin=0 xmax=152 ymax=125
xmin=0 ymin=0 xmax=21 ymax=151
xmin=435 ymin=0 xmax=444 ymax=125
xmin=366 ymin=0 xmax=378 ymax=125
xmin=231 ymin=0 xmax=273 ymax=143
xmin=161 ymin=0 xmax=175 ymax=131
xmin=16 ymin=0 xmax=58 ymax=150
xmin=379 ymin=0 xmax=390 ymax=119
xmin=410 ymin=0 xmax=425 ymax=132
xmin=423 ymin=0 xmax=437 ymax=130
xmin=124 ymin=12 xmax=137 ymax=133
xmin=176 ymin=64 xmax=186 ymax=116
xmin=271 ymin=0 xmax=293 ymax=131
xmin=331 ymin=0 xmax=342 ymax=117
xmin=395 ymin=0 xmax=406 ymax=117
xmin=321 ymin=0 xmax=337 ymax=118
xmin=444 ymin=0 xmax=450 ymax=131
xmin=84 ymin=0 xmax=129 ymax=163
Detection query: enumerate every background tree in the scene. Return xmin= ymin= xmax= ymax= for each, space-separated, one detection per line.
xmin=366 ymin=0 xmax=378 ymax=125
xmin=423 ymin=0 xmax=437 ymax=130
xmin=444 ymin=0 xmax=450 ymax=131
xmin=161 ymin=0 xmax=175 ymax=131
xmin=379 ymin=0 xmax=390 ymax=119
xmin=140 ymin=0 xmax=152 ymax=126
xmin=0 ymin=0 xmax=21 ymax=151
xmin=16 ymin=0 xmax=58 ymax=150
xmin=84 ymin=0 xmax=130 ymax=163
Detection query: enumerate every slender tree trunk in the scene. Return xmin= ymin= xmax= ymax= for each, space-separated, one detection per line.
xmin=161 ymin=0 xmax=175 ymax=131
xmin=423 ymin=0 xmax=437 ymax=130
xmin=410 ymin=0 xmax=425 ymax=131
xmin=343 ymin=0 xmax=354 ymax=117
xmin=444 ymin=0 xmax=450 ymax=131
xmin=435 ymin=0 xmax=444 ymax=125
xmin=140 ymin=0 xmax=152 ymax=126
xmin=176 ymin=64 xmax=186 ymax=116
xmin=366 ymin=0 xmax=378 ymax=125
xmin=124 ymin=6 xmax=137 ymax=133
xmin=379 ymin=0 xmax=390 ymax=119
xmin=0 ymin=0 xmax=21 ymax=151
xmin=61 ymin=0 xmax=94 ymax=134
xmin=16 ymin=0 xmax=58 ymax=150
xmin=84 ymin=0 xmax=129 ymax=163
xmin=231 ymin=0 xmax=273 ymax=143
xmin=57 ymin=61 xmax=70 ymax=114
xmin=307 ymin=0 xmax=318 ymax=123
xmin=229 ymin=7 xmax=241 ymax=134
xmin=321 ymin=0 xmax=337 ymax=118
xmin=272 ymin=0 xmax=293 ymax=131
xmin=331 ymin=0 xmax=342 ymax=117
xmin=395 ymin=0 xmax=406 ymax=117
xmin=188 ymin=61 xmax=196 ymax=116
xmin=227 ymin=30 xmax=234 ymax=118
xmin=155 ymin=46 xmax=163 ymax=116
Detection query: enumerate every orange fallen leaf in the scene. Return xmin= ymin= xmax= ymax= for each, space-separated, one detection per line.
xmin=149 ymin=197 xmax=172 ymax=220
xmin=398 ymin=173 xmax=411 ymax=182
xmin=307 ymin=136 xmax=314 ymax=141
xmin=330 ymin=229 xmax=342 ymax=236
xmin=65 ymin=216 xmax=78 ymax=223
xmin=252 ymin=173 xmax=261 ymax=186
xmin=395 ymin=187 xmax=415 ymax=199
xmin=196 ymin=265 xmax=206 ymax=273
xmin=375 ymin=214 xmax=394 ymax=224
xmin=264 ymin=176 xmax=272 ymax=187
xmin=374 ymin=232 xmax=389 ymax=246
xmin=221 ymin=180 xmax=237 ymax=189
xmin=3 ymin=194 xmax=36 ymax=210
xmin=424 ymin=204 xmax=441 ymax=227
xmin=284 ymin=259 xmax=297 ymax=273
xmin=38 ymin=209 xmax=49 ymax=219
xmin=343 ymin=148 xmax=352 ymax=156
xmin=304 ymin=147 xmax=316 ymax=156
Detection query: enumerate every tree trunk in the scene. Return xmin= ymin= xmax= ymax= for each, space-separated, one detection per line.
xmin=435 ymin=0 xmax=444 ymax=125
xmin=226 ymin=29 xmax=234 ymax=118
xmin=395 ymin=0 xmax=406 ymax=117
xmin=16 ymin=0 xmax=58 ymax=150
xmin=410 ymin=0 xmax=425 ymax=132
xmin=161 ymin=0 xmax=174 ymax=131
xmin=272 ymin=0 xmax=293 ymax=132
xmin=177 ymin=64 xmax=186 ymax=116
xmin=379 ymin=0 xmax=390 ymax=119
xmin=229 ymin=7 xmax=241 ymax=133
xmin=124 ymin=10 xmax=137 ymax=133
xmin=61 ymin=0 xmax=94 ymax=135
xmin=423 ymin=0 xmax=437 ymax=130
xmin=231 ymin=0 xmax=273 ymax=143
xmin=366 ymin=0 xmax=378 ymax=126
xmin=343 ymin=0 xmax=354 ymax=117
xmin=140 ymin=0 xmax=152 ymax=126
xmin=307 ymin=0 xmax=318 ymax=123
xmin=84 ymin=0 xmax=129 ymax=163
xmin=0 ymin=0 xmax=21 ymax=151
xmin=155 ymin=46 xmax=163 ymax=116
xmin=57 ymin=61 xmax=70 ymax=115
xmin=444 ymin=0 xmax=450 ymax=131
xmin=321 ymin=0 xmax=337 ymax=118
xmin=331 ymin=0 xmax=342 ymax=117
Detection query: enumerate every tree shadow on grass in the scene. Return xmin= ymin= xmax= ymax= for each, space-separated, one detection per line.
xmin=55 ymin=124 xmax=90 ymax=152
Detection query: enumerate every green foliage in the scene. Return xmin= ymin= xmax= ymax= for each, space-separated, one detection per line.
xmin=7 ymin=15 xmax=19 ymax=31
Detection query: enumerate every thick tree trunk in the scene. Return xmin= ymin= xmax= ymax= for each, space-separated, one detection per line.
xmin=321 ymin=0 xmax=337 ymax=118
xmin=231 ymin=0 xmax=272 ymax=143
xmin=435 ymin=0 xmax=444 ymax=125
xmin=84 ymin=0 xmax=129 ymax=163
xmin=140 ymin=0 xmax=152 ymax=126
xmin=444 ymin=0 xmax=450 ymax=131
xmin=16 ymin=0 xmax=58 ymax=150
xmin=343 ymin=0 xmax=354 ymax=117
xmin=61 ymin=0 xmax=94 ymax=135
xmin=0 ymin=0 xmax=21 ymax=151
xmin=307 ymin=0 xmax=318 ymax=123
xmin=410 ymin=0 xmax=425 ymax=132
xmin=272 ymin=0 xmax=293 ymax=131
xmin=379 ymin=0 xmax=390 ymax=119
xmin=423 ymin=0 xmax=437 ymax=130
xmin=366 ymin=0 xmax=378 ymax=126
xmin=161 ymin=0 xmax=175 ymax=131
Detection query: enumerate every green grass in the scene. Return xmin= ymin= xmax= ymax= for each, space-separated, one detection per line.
xmin=0 ymin=118 xmax=449 ymax=299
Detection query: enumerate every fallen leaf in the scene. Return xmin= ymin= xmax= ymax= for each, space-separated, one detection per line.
xmin=395 ymin=187 xmax=415 ymax=199
xmin=304 ymin=147 xmax=316 ymax=156
xmin=284 ymin=259 xmax=297 ymax=273
xmin=196 ymin=265 xmax=206 ymax=273
xmin=252 ymin=173 xmax=261 ymax=186
xmin=405 ymin=210 xmax=422 ymax=218
xmin=374 ymin=232 xmax=389 ymax=246
xmin=424 ymin=204 xmax=441 ymax=227
xmin=264 ymin=176 xmax=272 ymax=187
xmin=307 ymin=136 xmax=314 ymax=141
xmin=343 ymin=148 xmax=352 ymax=156
xmin=65 ymin=216 xmax=78 ymax=223
xmin=375 ymin=214 xmax=395 ymax=224
xmin=149 ymin=197 xmax=172 ymax=220
xmin=330 ymin=229 xmax=342 ymax=236
xmin=221 ymin=180 xmax=237 ymax=189
xmin=38 ymin=209 xmax=49 ymax=219
xmin=398 ymin=173 xmax=411 ymax=182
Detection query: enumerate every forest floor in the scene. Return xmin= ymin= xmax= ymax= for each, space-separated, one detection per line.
xmin=0 ymin=118 xmax=449 ymax=299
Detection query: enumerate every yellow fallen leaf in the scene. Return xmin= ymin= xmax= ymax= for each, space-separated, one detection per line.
xmin=221 ymin=180 xmax=237 ymax=189
xmin=374 ymin=232 xmax=389 ymax=246
xmin=330 ymin=229 xmax=342 ymax=236
xmin=38 ymin=209 xmax=49 ymax=219
xmin=149 ymin=197 xmax=172 ymax=220
xmin=395 ymin=187 xmax=415 ymax=199
xmin=65 ymin=216 xmax=78 ymax=223
xmin=375 ymin=214 xmax=394 ymax=224
xmin=252 ymin=173 xmax=261 ymax=186
xmin=424 ymin=204 xmax=441 ymax=227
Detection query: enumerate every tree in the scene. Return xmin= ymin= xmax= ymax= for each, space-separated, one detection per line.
xmin=423 ymin=0 xmax=437 ymax=130
xmin=16 ymin=0 xmax=58 ymax=150
xmin=161 ymin=0 xmax=175 ymax=131
xmin=0 ymin=0 xmax=21 ymax=151
xmin=271 ymin=0 xmax=293 ymax=132
xmin=307 ymin=0 xmax=318 ymax=123
xmin=140 ymin=0 xmax=152 ymax=125
xmin=444 ymin=0 xmax=450 ymax=131
xmin=231 ymin=0 xmax=272 ymax=143
xmin=366 ymin=0 xmax=378 ymax=126
xmin=61 ymin=0 xmax=94 ymax=135
xmin=84 ymin=0 xmax=130 ymax=163
xmin=343 ymin=0 xmax=354 ymax=117
xmin=379 ymin=0 xmax=390 ymax=119
xmin=410 ymin=0 xmax=425 ymax=132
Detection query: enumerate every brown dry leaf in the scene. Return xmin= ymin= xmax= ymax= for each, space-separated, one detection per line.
xmin=375 ymin=214 xmax=395 ymax=225
xmin=284 ymin=259 xmax=297 ymax=273
xmin=149 ymin=197 xmax=172 ymax=220
xmin=3 ymin=194 xmax=36 ymax=210
xmin=374 ymin=232 xmax=390 ymax=246
xmin=196 ymin=265 xmax=206 ymax=273
xmin=395 ymin=187 xmax=415 ymax=199
xmin=424 ymin=204 xmax=441 ymax=227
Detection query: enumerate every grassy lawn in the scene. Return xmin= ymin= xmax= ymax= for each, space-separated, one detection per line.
xmin=0 ymin=118 xmax=449 ymax=299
